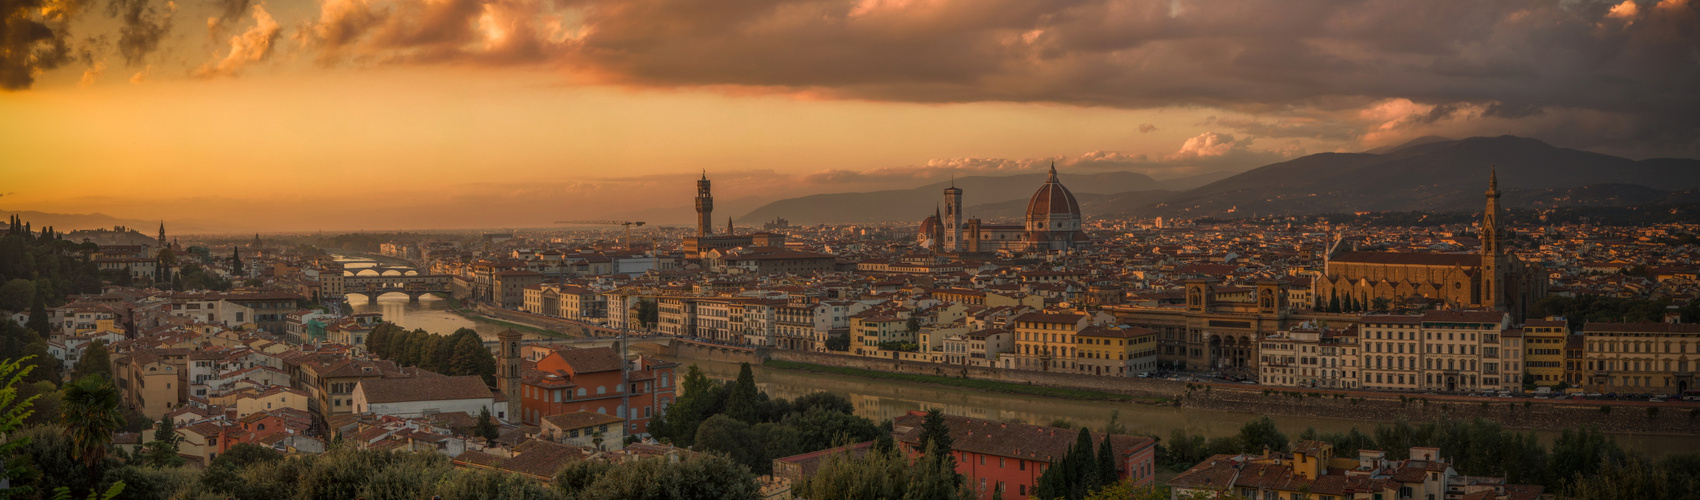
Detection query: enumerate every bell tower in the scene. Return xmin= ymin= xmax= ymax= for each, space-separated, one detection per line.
xmin=497 ymin=329 xmax=523 ymax=422
xmin=696 ymin=172 xmax=714 ymax=237
xmin=1480 ymin=168 xmax=1507 ymax=310
xmin=943 ymin=180 xmax=963 ymax=252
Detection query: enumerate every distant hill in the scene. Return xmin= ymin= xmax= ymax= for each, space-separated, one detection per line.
xmin=965 ymin=190 xmax=1179 ymax=220
xmin=738 ymin=135 xmax=1700 ymax=224
xmin=737 ymin=171 xmax=1164 ymax=224
xmin=1125 ymin=135 xmax=1700 ymax=218
xmin=0 ymin=210 xmax=224 ymax=234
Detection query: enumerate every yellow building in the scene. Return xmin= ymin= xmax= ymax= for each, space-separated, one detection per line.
xmin=1073 ymin=325 xmax=1159 ymax=377
xmin=851 ymin=315 xmax=909 ymax=359
xmin=121 ymin=355 xmax=184 ymax=418
xmin=1583 ymin=322 xmax=1700 ymax=394
xmin=1523 ymin=319 xmax=1569 ymax=387
xmin=1009 ymin=312 xmax=1087 ymax=371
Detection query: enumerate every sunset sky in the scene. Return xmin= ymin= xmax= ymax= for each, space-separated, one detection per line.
xmin=3 ymin=0 xmax=1697 ymax=232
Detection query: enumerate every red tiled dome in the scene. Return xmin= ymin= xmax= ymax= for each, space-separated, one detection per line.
xmin=1026 ymin=165 xmax=1080 ymax=218
xmin=920 ymin=215 xmax=942 ymax=235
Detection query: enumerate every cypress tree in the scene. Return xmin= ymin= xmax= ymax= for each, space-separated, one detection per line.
xmin=1096 ymin=434 xmax=1118 ymax=487
xmin=26 ymin=294 xmax=50 ymax=338
xmin=1069 ymin=427 xmax=1099 ymax=497
xmin=231 ymin=248 xmax=243 ymax=278
xmin=724 ymin=363 xmax=761 ymax=424
xmin=476 ymin=406 xmax=501 ymax=440
xmin=918 ymin=409 xmax=955 ymax=467
xmin=144 ymin=415 xmax=184 ymax=467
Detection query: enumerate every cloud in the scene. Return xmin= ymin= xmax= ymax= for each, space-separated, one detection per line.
xmin=0 ymin=0 xmax=84 ymax=90
xmin=107 ymin=0 xmax=175 ymax=67
xmin=299 ymin=0 xmax=550 ymax=65
xmin=1606 ymin=0 xmax=1640 ymax=23
xmin=78 ymin=60 xmax=104 ymax=86
xmin=194 ymin=4 xmax=279 ymax=77
xmin=129 ymin=64 xmax=149 ymax=83
xmin=211 ymin=0 xmax=248 ymax=23
xmin=798 ymin=132 xmax=1300 ymax=186
xmin=1167 ymin=132 xmax=1251 ymax=160
xmin=1138 ymin=124 xmax=1157 ymax=133
xmin=268 ymin=0 xmax=1700 ymax=156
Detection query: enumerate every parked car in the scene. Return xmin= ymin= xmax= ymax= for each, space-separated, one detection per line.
xmin=1650 ymin=398 xmax=1665 ymax=403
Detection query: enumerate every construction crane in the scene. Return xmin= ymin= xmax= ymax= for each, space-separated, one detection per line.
xmin=555 ymin=220 xmax=647 ymax=249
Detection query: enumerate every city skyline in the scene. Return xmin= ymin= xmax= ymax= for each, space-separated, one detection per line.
xmin=5 ymin=0 xmax=1698 ymax=231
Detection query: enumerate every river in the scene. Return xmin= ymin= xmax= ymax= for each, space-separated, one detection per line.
xmin=669 ymin=356 xmax=1700 ymax=458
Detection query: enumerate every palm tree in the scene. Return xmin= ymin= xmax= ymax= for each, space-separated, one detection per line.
xmin=60 ymin=375 xmax=124 ymax=474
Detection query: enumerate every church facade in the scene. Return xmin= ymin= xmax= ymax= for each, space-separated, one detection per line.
xmin=918 ymin=164 xmax=1089 ymax=254
xmin=1313 ymin=171 xmax=1546 ymax=319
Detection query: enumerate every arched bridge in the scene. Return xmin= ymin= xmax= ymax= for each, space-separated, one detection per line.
xmin=321 ymin=272 xmax=453 ymax=303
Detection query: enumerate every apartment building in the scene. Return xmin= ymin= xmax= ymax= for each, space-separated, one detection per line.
xmin=1581 ymin=322 xmax=1700 ymax=393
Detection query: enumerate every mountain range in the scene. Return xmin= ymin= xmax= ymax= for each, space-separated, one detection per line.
xmin=738 ymin=135 xmax=1700 ymax=223
xmin=735 ymin=171 xmax=1223 ymax=224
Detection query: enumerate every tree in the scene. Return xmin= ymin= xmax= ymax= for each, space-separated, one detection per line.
xmin=0 ymin=278 xmax=34 ymax=312
xmin=799 ymin=444 xmax=970 ymax=500
xmin=1 ymin=356 xmax=44 ymax=492
xmin=662 ymin=365 xmax=717 ymax=446
xmin=554 ymin=454 xmax=762 ymax=500
xmin=74 ymin=339 xmax=111 ymax=381
xmin=905 ymin=440 xmax=970 ymax=500
xmin=724 ymin=363 xmax=761 ymax=424
xmin=918 ymin=409 xmax=955 ymax=467
xmin=141 ymin=415 xmax=183 ymax=468
xmin=59 ymin=375 xmax=124 ymax=487
xmin=1549 ymin=426 xmax=1624 ymax=490
xmin=230 ymin=248 xmax=243 ymax=278
xmin=449 ymin=333 xmax=498 ymax=386
xmin=1097 ymin=433 xmax=1119 ymax=487
xmin=476 ymin=406 xmax=501 ymax=441
xmin=27 ymin=294 xmax=51 ymax=338
xmin=695 ymin=415 xmax=765 ymax=472
xmin=791 ymin=392 xmax=854 ymax=415
xmin=1237 ymin=416 xmax=1288 ymax=454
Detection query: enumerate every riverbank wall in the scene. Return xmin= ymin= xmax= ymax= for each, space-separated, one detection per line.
xmin=470 ymin=305 xmax=586 ymax=337
xmin=767 ymin=350 xmax=1187 ymax=400
xmin=1182 ymin=386 xmax=1700 ymax=434
xmin=663 ymin=345 xmax=1700 ymax=435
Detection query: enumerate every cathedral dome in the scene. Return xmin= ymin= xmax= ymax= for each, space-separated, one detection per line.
xmin=919 ymin=214 xmax=942 ymax=236
xmin=1025 ymin=164 xmax=1081 ymax=218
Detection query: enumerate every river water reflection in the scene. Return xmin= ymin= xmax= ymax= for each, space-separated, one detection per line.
xmin=672 ymin=356 xmax=1700 ymax=457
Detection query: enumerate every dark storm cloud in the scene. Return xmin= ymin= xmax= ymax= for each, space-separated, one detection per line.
xmin=1 ymin=0 xmax=82 ymax=90
xmin=1483 ymin=102 xmax=1545 ymax=120
xmin=211 ymin=0 xmax=248 ymax=23
xmin=108 ymin=0 xmax=173 ymax=66
xmin=292 ymin=0 xmax=1698 ymax=154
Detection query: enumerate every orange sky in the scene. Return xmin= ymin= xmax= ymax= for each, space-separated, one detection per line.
xmin=3 ymin=0 xmax=1695 ymax=232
